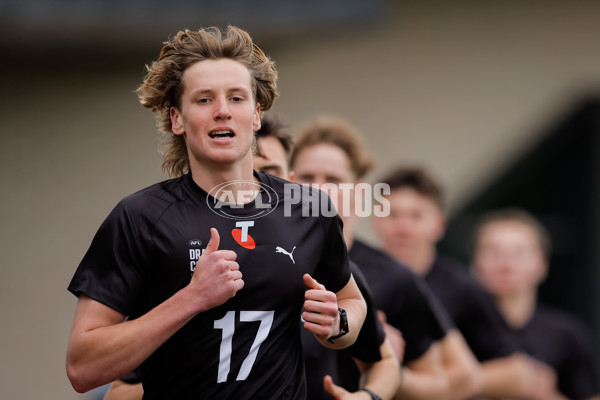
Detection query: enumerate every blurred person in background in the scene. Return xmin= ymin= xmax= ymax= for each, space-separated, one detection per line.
xmin=372 ymin=166 xmax=578 ymax=399
xmin=471 ymin=208 xmax=600 ymax=400
xmin=104 ymin=113 xmax=401 ymax=400
xmin=257 ymin=113 xmax=403 ymax=400
xmin=290 ymin=115 xmax=490 ymax=400
xmin=66 ymin=26 xmax=367 ymax=399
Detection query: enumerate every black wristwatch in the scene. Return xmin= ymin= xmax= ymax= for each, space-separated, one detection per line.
xmin=327 ymin=307 xmax=349 ymax=343
xmin=360 ymin=388 xmax=382 ymax=400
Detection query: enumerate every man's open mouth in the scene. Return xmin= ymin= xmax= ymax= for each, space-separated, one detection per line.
xmin=209 ymin=130 xmax=235 ymax=139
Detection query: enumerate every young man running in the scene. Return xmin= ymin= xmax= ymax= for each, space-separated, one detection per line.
xmin=66 ymin=27 xmax=366 ymax=400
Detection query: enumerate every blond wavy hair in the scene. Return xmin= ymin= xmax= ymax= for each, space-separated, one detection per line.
xmin=137 ymin=26 xmax=278 ymax=177
xmin=290 ymin=115 xmax=374 ymax=180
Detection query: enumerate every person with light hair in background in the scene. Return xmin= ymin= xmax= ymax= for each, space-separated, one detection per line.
xmin=256 ymin=113 xmax=402 ymax=400
xmin=66 ymin=26 xmax=367 ymax=399
xmin=289 ymin=115 xmax=488 ymax=400
xmin=471 ymin=208 xmax=600 ymax=400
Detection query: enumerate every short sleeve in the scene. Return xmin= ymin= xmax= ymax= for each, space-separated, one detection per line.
xmin=557 ymin=319 xmax=599 ymax=400
xmin=457 ymin=284 xmax=517 ymax=361
xmin=347 ymin=263 xmax=384 ymax=362
xmin=67 ymin=200 xmax=148 ymax=315
xmin=396 ymin=276 xmax=449 ymax=363
xmin=121 ymin=368 xmax=142 ymax=384
xmin=313 ymin=210 xmax=351 ymax=294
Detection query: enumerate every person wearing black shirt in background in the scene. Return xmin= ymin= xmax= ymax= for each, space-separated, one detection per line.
xmin=471 ymin=208 xmax=600 ymax=400
xmin=290 ymin=116 xmax=477 ymax=399
xmin=373 ymin=166 xmax=573 ymax=399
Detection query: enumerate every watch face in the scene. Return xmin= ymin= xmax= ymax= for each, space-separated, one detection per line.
xmin=338 ymin=307 xmax=349 ymax=334
xmin=327 ymin=308 xmax=349 ymax=343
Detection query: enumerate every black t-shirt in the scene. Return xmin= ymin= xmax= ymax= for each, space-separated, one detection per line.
xmin=68 ymin=172 xmax=351 ymax=400
xmin=302 ymin=262 xmax=385 ymax=400
xmin=349 ymin=240 xmax=449 ymax=363
xmin=424 ymin=255 xmax=516 ymax=361
xmin=504 ymin=305 xmax=599 ymax=400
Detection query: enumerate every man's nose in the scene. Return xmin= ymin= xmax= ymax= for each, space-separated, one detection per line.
xmin=214 ymin=97 xmax=232 ymax=120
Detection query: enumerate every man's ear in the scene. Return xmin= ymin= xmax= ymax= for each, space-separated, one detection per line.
xmin=434 ymin=211 xmax=447 ymax=242
xmin=170 ymin=107 xmax=185 ymax=135
xmin=534 ymin=258 xmax=549 ymax=285
xmin=253 ymin=104 xmax=261 ymax=132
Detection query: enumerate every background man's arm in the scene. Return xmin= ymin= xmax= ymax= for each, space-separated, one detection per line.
xmin=440 ymin=329 xmax=482 ymax=400
xmin=394 ymin=342 xmax=448 ymax=400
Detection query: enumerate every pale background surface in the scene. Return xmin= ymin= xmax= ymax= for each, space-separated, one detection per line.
xmin=1 ymin=1 xmax=599 ymax=398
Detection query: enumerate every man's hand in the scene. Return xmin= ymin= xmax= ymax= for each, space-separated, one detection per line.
xmin=508 ymin=353 xmax=566 ymax=400
xmin=378 ymin=311 xmax=405 ymax=363
xmin=323 ymin=375 xmax=372 ymax=400
xmin=187 ymin=228 xmax=244 ymax=311
xmin=302 ymin=274 xmax=340 ymax=341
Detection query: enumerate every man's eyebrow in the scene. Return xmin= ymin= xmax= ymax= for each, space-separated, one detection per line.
xmin=189 ymin=87 xmax=251 ymax=96
xmin=260 ymin=163 xmax=281 ymax=170
xmin=189 ymin=88 xmax=213 ymax=96
xmin=227 ymin=87 xmax=251 ymax=94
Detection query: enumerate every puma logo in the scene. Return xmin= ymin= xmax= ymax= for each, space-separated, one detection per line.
xmin=275 ymin=246 xmax=296 ymax=264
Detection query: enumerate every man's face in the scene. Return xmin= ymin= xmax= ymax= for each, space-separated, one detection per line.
xmin=292 ymin=143 xmax=356 ymax=220
xmin=170 ymin=58 xmax=261 ymax=169
xmin=372 ymin=188 xmax=445 ymax=260
xmin=253 ymin=136 xmax=290 ymax=179
xmin=472 ymin=221 xmax=546 ymax=297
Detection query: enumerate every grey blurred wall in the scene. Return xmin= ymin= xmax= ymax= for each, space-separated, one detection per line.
xmin=1 ymin=1 xmax=600 ymax=398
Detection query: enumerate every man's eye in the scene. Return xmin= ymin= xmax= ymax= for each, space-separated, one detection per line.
xmin=297 ymin=175 xmax=314 ymax=183
xmin=197 ymin=98 xmax=211 ymax=103
xmin=231 ymin=96 xmax=243 ymax=102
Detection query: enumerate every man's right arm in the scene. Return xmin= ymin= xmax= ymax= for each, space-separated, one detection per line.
xmin=479 ymin=353 xmax=567 ymax=400
xmin=439 ymin=329 xmax=482 ymax=400
xmin=66 ymin=228 xmax=243 ymax=393
xmin=103 ymin=380 xmax=143 ymax=400
xmin=394 ymin=342 xmax=448 ymax=400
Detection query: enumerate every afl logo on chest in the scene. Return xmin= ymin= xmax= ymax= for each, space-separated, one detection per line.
xmin=207 ymin=180 xmax=279 ymax=220
xmin=188 ymin=239 xmax=205 ymax=272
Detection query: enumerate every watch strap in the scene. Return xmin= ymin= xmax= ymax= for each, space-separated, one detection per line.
xmin=360 ymin=388 xmax=382 ymax=400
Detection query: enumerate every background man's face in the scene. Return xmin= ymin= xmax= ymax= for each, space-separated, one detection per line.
xmin=254 ymin=136 xmax=289 ymax=179
xmin=292 ymin=143 xmax=356 ymax=223
xmin=473 ymin=220 xmax=547 ymax=297
xmin=372 ymin=188 xmax=445 ymax=260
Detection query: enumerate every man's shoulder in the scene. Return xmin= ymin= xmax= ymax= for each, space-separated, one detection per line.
xmin=257 ymin=171 xmax=338 ymax=219
xmin=116 ymin=177 xmax=187 ymax=217
xmin=534 ymin=305 xmax=593 ymax=339
xmin=431 ymin=255 xmax=483 ymax=290
xmin=351 ymin=240 xmax=415 ymax=278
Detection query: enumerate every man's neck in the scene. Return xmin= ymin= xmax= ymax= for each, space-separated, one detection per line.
xmin=190 ymin=155 xmax=258 ymax=203
xmin=344 ymin=231 xmax=354 ymax=251
xmin=496 ymin=290 xmax=537 ymax=330
xmin=389 ymin=245 xmax=436 ymax=276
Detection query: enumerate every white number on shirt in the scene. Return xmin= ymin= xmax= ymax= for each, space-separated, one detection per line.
xmin=213 ymin=310 xmax=275 ymax=383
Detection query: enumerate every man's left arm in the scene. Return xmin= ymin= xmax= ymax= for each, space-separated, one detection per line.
xmin=303 ymin=273 xmax=366 ymax=349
